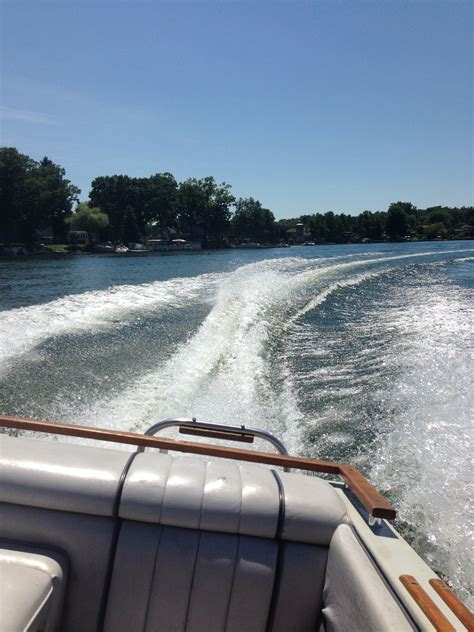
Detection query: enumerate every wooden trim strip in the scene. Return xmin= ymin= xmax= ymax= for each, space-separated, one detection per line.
xmin=338 ymin=464 xmax=395 ymax=519
xmin=0 ymin=415 xmax=340 ymax=472
xmin=400 ymin=575 xmax=456 ymax=632
xmin=429 ymin=579 xmax=474 ymax=631
xmin=0 ymin=414 xmax=396 ymax=520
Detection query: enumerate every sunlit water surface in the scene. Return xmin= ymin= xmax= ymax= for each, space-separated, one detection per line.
xmin=1 ymin=241 xmax=472 ymax=605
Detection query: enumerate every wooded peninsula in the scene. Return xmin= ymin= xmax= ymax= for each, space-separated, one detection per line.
xmin=1 ymin=147 xmax=472 ymax=252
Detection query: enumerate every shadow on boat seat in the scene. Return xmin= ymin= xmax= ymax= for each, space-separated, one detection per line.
xmin=0 ymin=434 xmax=414 ymax=631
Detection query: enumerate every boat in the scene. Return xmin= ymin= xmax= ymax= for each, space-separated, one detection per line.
xmin=93 ymin=243 xmax=115 ymax=253
xmin=127 ymin=243 xmax=150 ymax=253
xmin=0 ymin=415 xmax=472 ymax=632
xmin=170 ymin=239 xmax=192 ymax=250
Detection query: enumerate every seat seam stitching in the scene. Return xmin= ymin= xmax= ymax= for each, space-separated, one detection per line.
xmin=183 ymin=531 xmax=202 ymax=631
xmin=143 ymin=524 xmax=164 ymax=632
xmin=223 ymin=534 xmax=241 ymax=630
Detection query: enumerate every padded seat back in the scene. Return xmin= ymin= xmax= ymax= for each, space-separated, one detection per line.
xmin=104 ymin=522 xmax=278 ymax=632
xmin=104 ymin=522 xmax=332 ymax=632
xmin=4 ymin=435 xmax=412 ymax=632
xmin=322 ymin=525 xmax=414 ymax=632
xmin=0 ymin=434 xmax=131 ymax=632
xmin=105 ymin=452 xmax=349 ymax=632
xmin=119 ymin=452 xmax=348 ymax=546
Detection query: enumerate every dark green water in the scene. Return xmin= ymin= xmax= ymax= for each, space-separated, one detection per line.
xmin=1 ymin=241 xmax=472 ymax=604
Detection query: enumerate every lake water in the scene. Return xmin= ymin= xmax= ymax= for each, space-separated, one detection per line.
xmin=1 ymin=241 xmax=473 ymax=605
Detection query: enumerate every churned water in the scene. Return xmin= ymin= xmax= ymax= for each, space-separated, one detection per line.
xmin=0 ymin=241 xmax=472 ymax=605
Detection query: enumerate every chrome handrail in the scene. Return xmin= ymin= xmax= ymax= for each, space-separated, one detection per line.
xmin=138 ymin=418 xmax=290 ymax=469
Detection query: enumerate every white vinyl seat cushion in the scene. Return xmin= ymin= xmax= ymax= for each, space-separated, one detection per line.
xmin=0 ymin=435 xmax=421 ymax=632
xmin=0 ymin=434 xmax=130 ymax=516
xmin=0 ymin=434 xmax=348 ymax=545
xmin=0 ymin=502 xmax=116 ymax=632
xmin=0 ymin=541 xmax=67 ymax=632
xmin=270 ymin=542 xmax=328 ymax=632
xmin=322 ymin=525 xmax=414 ymax=631
xmin=119 ymin=452 xmax=348 ymax=545
xmin=104 ymin=522 xmax=278 ymax=632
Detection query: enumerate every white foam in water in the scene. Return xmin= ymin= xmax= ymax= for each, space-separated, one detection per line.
xmin=0 ymin=272 xmax=222 ymax=371
xmin=370 ymin=285 xmax=474 ymax=607
xmin=68 ymin=261 xmax=308 ymax=452
xmin=68 ymin=255 xmax=427 ymax=449
xmin=1 ymin=248 xmax=466 ymax=373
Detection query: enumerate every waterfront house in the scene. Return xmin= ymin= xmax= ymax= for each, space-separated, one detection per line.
xmin=286 ymin=222 xmax=311 ymax=244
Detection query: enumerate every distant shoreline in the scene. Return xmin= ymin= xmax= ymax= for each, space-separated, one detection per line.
xmin=1 ymin=237 xmax=472 ymax=262
xmin=0 ymin=248 xmax=214 ymax=261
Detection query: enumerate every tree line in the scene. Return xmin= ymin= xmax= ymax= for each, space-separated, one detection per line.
xmin=0 ymin=147 xmax=80 ymax=244
xmin=281 ymin=203 xmax=474 ymax=243
xmin=1 ymin=147 xmax=472 ymax=247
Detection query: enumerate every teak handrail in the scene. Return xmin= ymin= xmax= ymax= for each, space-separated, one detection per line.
xmin=400 ymin=575 xmax=457 ymax=632
xmin=0 ymin=415 xmax=396 ymax=520
xmin=429 ymin=579 xmax=474 ymax=631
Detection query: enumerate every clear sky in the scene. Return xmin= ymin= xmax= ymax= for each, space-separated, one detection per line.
xmin=1 ymin=1 xmax=472 ymax=218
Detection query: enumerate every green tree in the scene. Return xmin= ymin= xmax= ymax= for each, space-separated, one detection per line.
xmin=90 ymin=173 xmax=179 ymax=241
xmin=385 ymin=202 xmax=414 ymax=241
xmin=177 ymin=177 xmax=234 ymax=246
xmin=356 ymin=211 xmax=373 ymax=239
xmin=371 ymin=212 xmax=386 ymax=240
xmin=356 ymin=210 xmax=385 ymax=240
xmin=202 ymin=177 xmax=235 ymax=246
xmin=423 ymin=222 xmax=447 ymax=239
xmin=89 ymin=175 xmax=140 ymax=241
xmin=0 ymin=147 xmax=36 ymax=242
xmin=232 ymin=197 xmax=276 ymax=243
xmin=177 ymin=179 xmax=207 ymax=240
xmin=426 ymin=208 xmax=452 ymax=232
xmin=121 ymin=205 xmax=140 ymax=243
xmin=34 ymin=157 xmax=80 ymax=241
xmin=306 ymin=214 xmax=328 ymax=242
xmin=459 ymin=206 xmax=474 ymax=226
xmin=144 ymin=173 xmax=178 ymax=236
xmin=67 ymin=203 xmax=109 ymax=240
xmin=0 ymin=148 xmax=79 ymax=244
xmin=324 ymin=211 xmax=346 ymax=242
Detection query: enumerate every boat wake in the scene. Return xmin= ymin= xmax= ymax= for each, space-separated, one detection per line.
xmin=0 ymin=272 xmax=221 ymax=372
xmin=370 ymin=284 xmax=474 ymax=607
xmin=1 ymin=247 xmax=472 ymax=605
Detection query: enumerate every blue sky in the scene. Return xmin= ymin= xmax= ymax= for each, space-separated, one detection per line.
xmin=1 ymin=1 xmax=472 ymax=218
